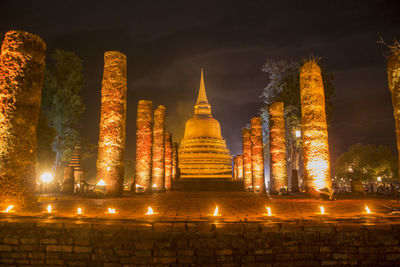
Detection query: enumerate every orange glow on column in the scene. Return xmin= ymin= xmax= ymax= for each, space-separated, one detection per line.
xmin=242 ymin=128 xmax=253 ymax=191
xmin=300 ymin=60 xmax=332 ymax=192
xmin=164 ymin=132 xmax=172 ymax=190
xmin=251 ymin=117 xmax=265 ymax=192
xmin=135 ymin=100 xmax=153 ymax=192
xmin=269 ymin=102 xmax=287 ymax=193
xmin=152 ymin=105 xmax=166 ymax=192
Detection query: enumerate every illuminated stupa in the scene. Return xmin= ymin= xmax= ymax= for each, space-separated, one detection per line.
xmin=179 ymin=70 xmax=232 ymax=178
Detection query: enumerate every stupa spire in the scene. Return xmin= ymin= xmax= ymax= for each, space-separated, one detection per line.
xmin=194 ymin=68 xmax=212 ymax=116
xmin=196 ymin=68 xmax=209 ymax=105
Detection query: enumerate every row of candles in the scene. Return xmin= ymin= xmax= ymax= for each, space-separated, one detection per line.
xmin=1 ymin=204 xmax=374 ymax=216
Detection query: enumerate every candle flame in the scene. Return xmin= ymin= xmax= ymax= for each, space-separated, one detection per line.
xmin=145 ymin=206 xmax=154 ymax=215
xmin=213 ymin=206 xmax=219 ymax=216
xmin=107 ymin=208 xmax=116 ymax=214
xmin=152 ymin=183 xmax=157 ymax=188
xmin=3 ymin=205 xmax=14 ymax=213
xmin=47 ymin=204 xmax=52 ymax=213
xmin=77 ymin=208 xmax=82 ymax=215
xmin=365 ymin=205 xmax=371 ymax=214
xmin=266 ymin=206 xmax=272 ymax=216
xmin=320 ymin=206 xmax=324 ymax=215
xmin=97 ymin=179 xmax=106 ymax=186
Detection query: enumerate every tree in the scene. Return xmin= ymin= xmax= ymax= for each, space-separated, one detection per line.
xmin=334 ymin=143 xmax=397 ymax=184
xmin=260 ymin=59 xmax=335 ymax=190
xmin=41 ymin=50 xmax=85 ymax=181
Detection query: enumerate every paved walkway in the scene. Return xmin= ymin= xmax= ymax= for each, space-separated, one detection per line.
xmin=3 ymin=192 xmax=400 ymax=223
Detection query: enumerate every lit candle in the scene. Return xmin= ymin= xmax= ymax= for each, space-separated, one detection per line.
xmin=145 ymin=206 xmax=154 ymax=215
xmin=47 ymin=204 xmax=52 ymax=213
xmin=266 ymin=206 xmax=272 ymax=217
xmin=106 ymin=208 xmax=117 ymax=214
xmin=213 ymin=206 xmax=219 ymax=216
xmin=320 ymin=206 xmax=324 ymax=215
xmin=3 ymin=205 xmax=14 ymax=213
xmin=77 ymin=208 xmax=82 ymax=215
xmin=365 ymin=205 xmax=371 ymax=214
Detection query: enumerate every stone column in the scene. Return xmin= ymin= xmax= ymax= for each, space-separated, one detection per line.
xmin=96 ymin=51 xmax=127 ymax=196
xmin=172 ymin=142 xmax=179 ymax=181
xmin=152 ymin=105 xmax=166 ymax=192
xmin=62 ymin=166 xmax=75 ymax=194
xmin=269 ymin=102 xmax=287 ymax=194
xmin=387 ymin=46 xmax=400 ymax=179
xmin=237 ymin=155 xmax=244 ymax=181
xmin=250 ymin=117 xmax=265 ymax=192
xmin=233 ymin=156 xmax=238 ymax=181
xmin=300 ymin=60 xmax=331 ymax=192
xmin=135 ymin=100 xmax=153 ymax=192
xmin=0 ymin=31 xmax=46 ymax=209
xmin=242 ymin=128 xmax=253 ymax=191
xmin=164 ymin=131 xmax=172 ymax=190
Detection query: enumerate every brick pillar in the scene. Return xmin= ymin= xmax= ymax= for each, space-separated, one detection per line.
xmin=233 ymin=156 xmax=238 ymax=181
xmin=237 ymin=155 xmax=244 ymax=181
xmin=96 ymin=51 xmax=127 ymax=196
xmin=62 ymin=166 xmax=75 ymax=194
xmin=269 ymin=102 xmax=287 ymax=194
xmin=242 ymin=128 xmax=253 ymax=191
xmin=172 ymin=142 xmax=179 ymax=181
xmin=164 ymin=131 xmax=172 ymax=190
xmin=251 ymin=117 xmax=265 ymax=192
xmin=0 ymin=31 xmax=46 ymax=209
xmin=152 ymin=105 xmax=166 ymax=192
xmin=300 ymin=60 xmax=331 ymax=192
xmin=135 ymin=100 xmax=153 ymax=192
xmin=388 ymin=47 xmax=400 ymax=179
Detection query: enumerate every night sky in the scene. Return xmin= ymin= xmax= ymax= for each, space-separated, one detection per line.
xmin=1 ymin=0 xmax=399 ymax=176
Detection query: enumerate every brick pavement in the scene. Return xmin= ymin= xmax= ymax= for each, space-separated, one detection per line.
xmin=3 ymin=192 xmax=399 ymax=223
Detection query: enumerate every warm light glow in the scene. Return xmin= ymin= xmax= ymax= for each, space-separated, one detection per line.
xmin=308 ymin=159 xmax=329 ymax=189
xmin=3 ymin=205 xmax=14 ymax=213
xmin=40 ymin=172 xmax=53 ymax=183
xmin=47 ymin=204 xmax=52 ymax=213
xmin=377 ymin=176 xmax=382 ymax=182
xmin=145 ymin=206 xmax=154 ymax=215
xmin=97 ymin=179 xmax=106 ymax=186
xmin=213 ymin=206 xmax=219 ymax=216
xmin=320 ymin=206 xmax=324 ymax=215
xmin=266 ymin=206 xmax=272 ymax=217
xmin=365 ymin=205 xmax=371 ymax=214
xmin=77 ymin=208 xmax=82 ymax=215
xmin=106 ymin=166 xmax=110 ymax=171
xmin=295 ymin=130 xmax=301 ymax=138
xmin=152 ymin=183 xmax=157 ymax=188
xmin=107 ymin=208 xmax=117 ymax=214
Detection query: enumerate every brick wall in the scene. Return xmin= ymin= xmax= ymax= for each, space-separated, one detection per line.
xmin=0 ymin=219 xmax=399 ymax=266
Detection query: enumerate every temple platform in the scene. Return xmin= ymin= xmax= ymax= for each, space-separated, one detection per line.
xmin=172 ymin=178 xmax=244 ymax=191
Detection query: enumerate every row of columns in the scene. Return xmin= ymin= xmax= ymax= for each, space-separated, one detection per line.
xmin=134 ymin=100 xmax=178 ymax=193
xmin=233 ymin=118 xmax=266 ymax=192
xmin=234 ymin=60 xmax=332 ymax=194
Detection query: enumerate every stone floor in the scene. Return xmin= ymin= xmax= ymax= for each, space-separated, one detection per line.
xmin=3 ymin=192 xmax=400 ymax=224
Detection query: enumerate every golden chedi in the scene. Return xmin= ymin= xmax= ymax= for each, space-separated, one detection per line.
xmin=179 ymin=70 xmax=232 ymax=178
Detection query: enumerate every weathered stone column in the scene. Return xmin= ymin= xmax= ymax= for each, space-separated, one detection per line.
xmin=387 ymin=44 xmax=400 ymax=179
xmin=164 ymin=131 xmax=172 ymax=190
xmin=250 ymin=117 xmax=265 ymax=192
xmin=237 ymin=155 xmax=244 ymax=181
xmin=300 ymin=60 xmax=331 ymax=192
xmin=152 ymin=105 xmax=166 ymax=192
xmin=135 ymin=100 xmax=153 ymax=192
xmin=62 ymin=166 xmax=75 ymax=194
xmin=233 ymin=156 xmax=238 ymax=181
xmin=242 ymin=128 xmax=253 ymax=191
xmin=269 ymin=102 xmax=287 ymax=193
xmin=172 ymin=142 xmax=179 ymax=181
xmin=0 ymin=31 xmax=46 ymax=209
xmin=96 ymin=51 xmax=127 ymax=196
